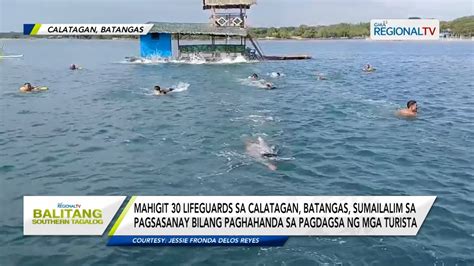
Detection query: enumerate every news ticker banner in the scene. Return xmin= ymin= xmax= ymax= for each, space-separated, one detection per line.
xmin=370 ymin=19 xmax=439 ymax=40
xmin=23 ymin=24 xmax=153 ymax=35
xmin=24 ymin=196 xmax=436 ymax=246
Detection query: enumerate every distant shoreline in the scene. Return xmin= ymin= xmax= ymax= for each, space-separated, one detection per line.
xmin=257 ymin=37 xmax=473 ymax=41
xmin=1 ymin=15 xmax=472 ymax=41
xmin=0 ymin=37 xmax=472 ymax=42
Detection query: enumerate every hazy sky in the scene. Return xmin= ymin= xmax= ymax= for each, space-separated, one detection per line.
xmin=0 ymin=0 xmax=472 ymax=32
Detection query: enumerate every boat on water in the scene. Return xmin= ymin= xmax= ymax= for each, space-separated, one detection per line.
xmin=0 ymin=54 xmax=23 ymax=58
xmin=263 ymin=55 xmax=312 ymax=60
xmin=0 ymin=44 xmax=23 ymax=58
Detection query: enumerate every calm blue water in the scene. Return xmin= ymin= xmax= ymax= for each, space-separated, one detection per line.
xmin=1 ymin=39 xmax=473 ymax=265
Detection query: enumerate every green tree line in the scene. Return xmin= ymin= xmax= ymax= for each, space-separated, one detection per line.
xmin=440 ymin=16 xmax=474 ymax=37
xmin=249 ymin=16 xmax=474 ymax=39
xmin=250 ymin=23 xmax=370 ymax=39
xmin=1 ymin=16 xmax=472 ymax=39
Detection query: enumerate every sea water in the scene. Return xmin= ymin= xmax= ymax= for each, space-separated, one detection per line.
xmin=0 ymin=39 xmax=473 ymax=265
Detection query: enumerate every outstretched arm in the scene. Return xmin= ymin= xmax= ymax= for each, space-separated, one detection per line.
xmin=264 ymin=161 xmax=277 ymax=171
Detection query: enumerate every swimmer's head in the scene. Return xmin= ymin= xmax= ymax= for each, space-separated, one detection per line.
xmin=154 ymin=85 xmax=161 ymax=91
xmin=24 ymin=82 xmax=32 ymax=89
xmin=70 ymin=64 xmax=76 ymax=69
xmin=407 ymin=100 xmax=417 ymax=112
xmin=251 ymin=73 xmax=258 ymax=79
xmin=276 ymin=72 xmax=281 ymax=76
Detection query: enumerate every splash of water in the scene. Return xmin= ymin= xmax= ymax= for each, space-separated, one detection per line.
xmin=121 ymin=54 xmax=254 ymax=65
xmin=238 ymin=78 xmax=273 ymax=89
xmin=268 ymin=72 xmax=285 ymax=78
xmin=172 ymin=82 xmax=190 ymax=92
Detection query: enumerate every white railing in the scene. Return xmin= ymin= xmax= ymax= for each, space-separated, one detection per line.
xmin=213 ymin=13 xmax=245 ymax=27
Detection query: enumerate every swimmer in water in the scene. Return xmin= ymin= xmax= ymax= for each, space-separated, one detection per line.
xmin=270 ymin=72 xmax=281 ymax=78
xmin=245 ymin=137 xmax=278 ymax=171
xmin=125 ymin=56 xmax=145 ymax=63
xmin=248 ymin=73 xmax=274 ymax=89
xmin=19 ymin=82 xmax=44 ymax=93
xmin=19 ymin=82 xmax=34 ymax=92
xmin=316 ymin=73 xmax=327 ymax=80
xmin=363 ymin=63 xmax=375 ymax=72
xmin=397 ymin=100 xmax=418 ymax=117
xmin=250 ymin=73 xmax=259 ymax=80
xmin=264 ymin=82 xmax=275 ymax=89
xmin=154 ymin=85 xmax=174 ymax=96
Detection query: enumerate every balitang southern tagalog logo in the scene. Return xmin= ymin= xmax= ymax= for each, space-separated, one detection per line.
xmin=24 ymin=196 xmax=125 ymax=235
xmin=32 ymin=202 xmax=103 ymax=225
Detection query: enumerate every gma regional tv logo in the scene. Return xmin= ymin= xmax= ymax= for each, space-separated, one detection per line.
xmin=24 ymin=196 xmax=125 ymax=235
xmin=32 ymin=202 xmax=103 ymax=225
xmin=370 ymin=19 xmax=439 ymax=40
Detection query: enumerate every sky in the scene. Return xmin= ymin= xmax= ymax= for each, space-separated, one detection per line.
xmin=0 ymin=0 xmax=472 ymax=32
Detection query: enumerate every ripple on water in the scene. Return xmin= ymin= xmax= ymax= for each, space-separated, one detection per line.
xmin=78 ymin=146 xmax=106 ymax=153
xmin=0 ymin=165 xmax=15 ymax=173
xmin=1 ymin=39 xmax=473 ymax=265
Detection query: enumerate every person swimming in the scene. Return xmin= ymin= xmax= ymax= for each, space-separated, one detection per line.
xmin=398 ymin=100 xmax=418 ymax=117
xmin=125 ymin=56 xmax=143 ymax=63
xmin=245 ymin=137 xmax=278 ymax=171
xmin=270 ymin=72 xmax=282 ymax=78
xmin=316 ymin=73 xmax=327 ymax=80
xmin=249 ymin=73 xmax=259 ymax=80
xmin=154 ymin=85 xmax=174 ymax=96
xmin=19 ymin=82 xmax=48 ymax=93
xmin=19 ymin=82 xmax=34 ymax=92
xmin=363 ymin=63 xmax=375 ymax=72
xmin=248 ymin=73 xmax=274 ymax=89
xmin=69 ymin=64 xmax=82 ymax=70
xmin=264 ymin=82 xmax=275 ymax=89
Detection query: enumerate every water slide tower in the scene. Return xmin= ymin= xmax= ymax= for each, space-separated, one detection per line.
xmin=139 ymin=0 xmax=310 ymax=61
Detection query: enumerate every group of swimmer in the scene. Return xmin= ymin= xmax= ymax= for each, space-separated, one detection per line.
xmin=248 ymin=73 xmax=275 ymax=89
xmin=242 ymin=63 xmax=416 ymax=170
xmin=360 ymin=63 xmax=418 ymax=117
xmin=19 ymin=62 xmax=417 ymax=171
xmin=316 ymin=63 xmax=374 ymax=80
xmin=19 ymin=64 xmax=82 ymax=93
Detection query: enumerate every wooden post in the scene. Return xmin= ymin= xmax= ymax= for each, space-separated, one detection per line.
xmin=240 ymin=7 xmax=243 ymax=28
xmin=177 ymin=33 xmax=180 ymax=58
xmin=212 ymin=35 xmax=215 ymax=58
xmin=212 ymin=7 xmax=216 ymax=25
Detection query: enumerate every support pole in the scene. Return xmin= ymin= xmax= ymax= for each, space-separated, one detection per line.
xmin=248 ymin=35 xmax=265 ymax=60
xmin=177 ymin=33 xmax=180 ymax=58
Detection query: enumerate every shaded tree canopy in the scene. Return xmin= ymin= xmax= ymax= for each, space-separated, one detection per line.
xmin=249 ymin=16 xmax=474 ymax=39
